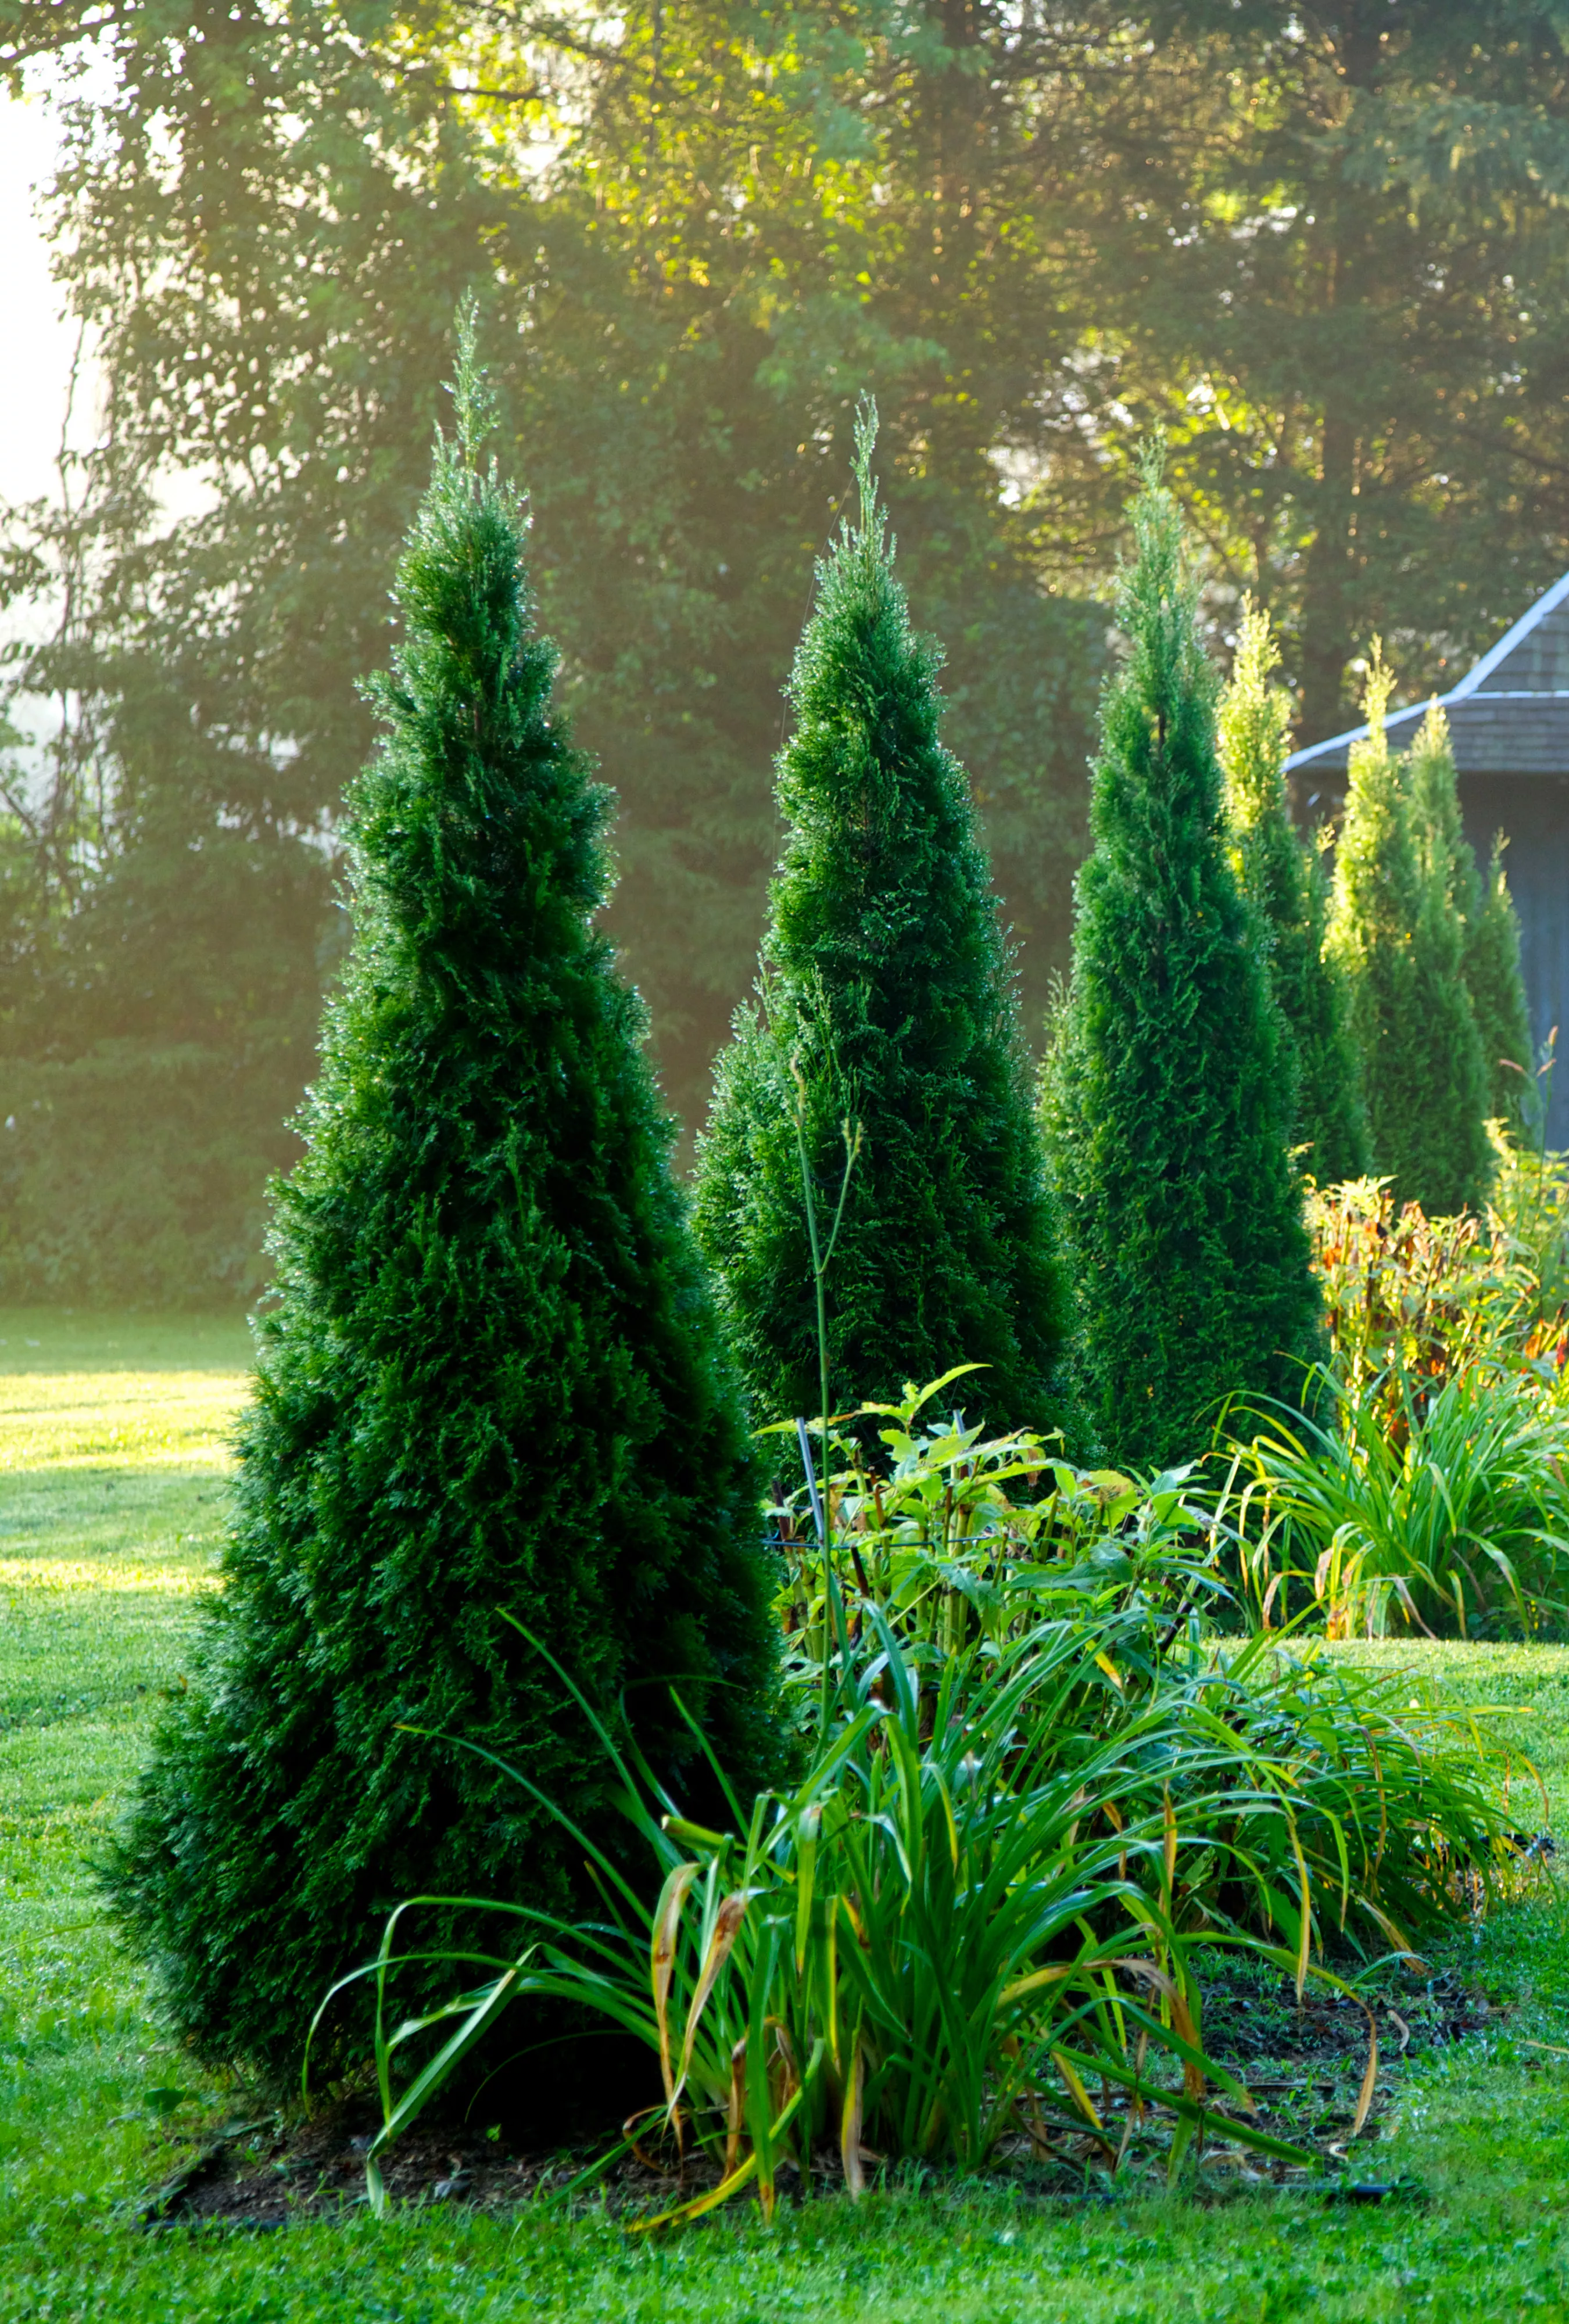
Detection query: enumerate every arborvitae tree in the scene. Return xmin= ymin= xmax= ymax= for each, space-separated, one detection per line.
xmin=1406 ymin=702 xmax=1532 ymax=1129
xmin=1217 ymin=598 xmax=1370 ymax=1185
xmin=694 ymin=403 xmax=1072 ymax=1439
xmin=102 ymin=324 xmax=778 ymax=2085
xmin=1326 ymin=658 xmax=1491 ymax=1214
xmin=1407 ymin=700 xmax=1482 ymax=926
xmin=1470 ymin=834 xmax=1536 ymax=1128
xmin=1043 ymin=466 xmax=1321 ymax=1471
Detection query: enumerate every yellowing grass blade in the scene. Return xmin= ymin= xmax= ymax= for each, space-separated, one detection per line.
xmin=1392 ymin=1575 xmax=1438 ymax=1638
xmin=1352 ymin=2011 xmax=1380 ymax=2139
xmin=934 ymin=1771 xmax=960 ymax=1873
xmin=1366 ymin=1729 xmax=1389 ymax=1867
xmin=1093 ymin=1649 xmax=1123 ymax=1692
xmin=660 ymin=1815 xmax=732 ymax=1852
xmin=794 ymin=1806 xmax=821 ymax=1974
xmin=1001 ymin=1963 xmax=1073 ymax=2007
xmin=1117 ymin=1958 xmax=1214 ymax=2108
xmin=1288 ymin=1820 xmax=1312 ymax=2004
xmin=631 ymin=2149 xmax=761 ymax=2233
xmin=1101 ymin=1794 xmax=1127 ymax=1881
xmin=1164 ymin=1973 xmax=1204 ymax=2106
xmin=765 ymin=2015 xmax=800 ymax=2113
xmin=1052 ymin=2049 xmax=1106 ymax=2138
xmin=1133 ymin=2028 xmax=1148 ymax=2123
xmin=637 ymin=2033 xmax=822 ymax=2234
xmin=650 ymin=1863 xmax=699 ymax=2109
xmin=725 ymin=2034 xmax=747 ymax=2177
xmin=840 ymin=2039 xmax=866 ymax=2199
xmin=821 ymin=1899 xmax=840 ymax=2069
xmin=1359 ymin=1895 xmax=1422 ymax=1966
xmin=675 ymin=1888 xmax=750 ymax=2102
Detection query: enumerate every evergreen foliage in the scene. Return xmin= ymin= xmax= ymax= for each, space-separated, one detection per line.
xmin=1470 ymin=834 xmax=1536 ymax=1129
xmin=101 ymin=324 xmax=778 ymax=2084
xmin=1326 ymin=666 xmax=1491 ymax=1215
xmin=1217 ymin=600 xmax=1370 ymax=1185
xmin=1407 ymin=702 xmax=1482 ymax=927
xmin=1044 ymin=465 xmax=1321 ymax=1472
xmin=694 ymin=404 xmax=1071 ymax=1440
xmin=1406 ymin=703 xmax=1533 ymax=1130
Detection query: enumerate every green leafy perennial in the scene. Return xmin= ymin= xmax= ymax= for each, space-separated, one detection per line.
xmin=102 ymin=318 xmax=778 ymax=2082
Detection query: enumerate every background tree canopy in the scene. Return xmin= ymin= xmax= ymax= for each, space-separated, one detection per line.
xmin=3 ymin=1 xmax=1568 ymax=1298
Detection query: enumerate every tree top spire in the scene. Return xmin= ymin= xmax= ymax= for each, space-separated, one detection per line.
xmin=445 ymin=292 xmax=499 ymax=478
xmin=1360 ymin=637 xmax=1395 ymax=748
xmin=851 ymin=391 xmax=880 ymax=537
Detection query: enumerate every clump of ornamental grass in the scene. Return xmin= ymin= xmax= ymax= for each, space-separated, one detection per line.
xmin=102 ymin=313 xmax=779 ymax=2086
xmin=1229 ymin=1360 xmax=1569 ymax=1639
xmin=336 ymin=1608 xmax=1320 ymax=2220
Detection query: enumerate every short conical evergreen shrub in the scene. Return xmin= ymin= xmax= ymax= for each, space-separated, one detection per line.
xmin=694 ymin=403 xmax=1072 ymax=1439
xmin=1407 ymin=701 xmax=1532 ymax=1128
xmin=1044 ymin=464 xmax=1320 ymax=1471
xmin=1217 ymin=599 xmax=1370 ymax=1185
xmin=1327 ymin=663 xmax=1491 ymax=1214
xmin=103 ymin=325 xmax=779 ymax=2083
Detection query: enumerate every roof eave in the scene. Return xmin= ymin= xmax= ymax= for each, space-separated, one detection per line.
xmin=1285 ymin=567 xmax=1569 ymax=773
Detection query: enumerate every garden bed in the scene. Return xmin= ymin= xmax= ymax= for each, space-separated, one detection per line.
xmin=138 ymin=1964 xmax=1500 ymax=2234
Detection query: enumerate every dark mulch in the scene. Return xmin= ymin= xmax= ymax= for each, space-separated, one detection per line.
xmin=137 ymin=2104 xmax=621 ymax=2234
xmin=136 ymin=2104 xmax=839 ymax=2233
xmin=1201 ymin=1967 xmax=1495 ymax=2071
xmin=137 ymin=1968 xmax=1500 ymax=2232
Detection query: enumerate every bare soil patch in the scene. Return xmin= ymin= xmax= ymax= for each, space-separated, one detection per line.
xmin=137 ymin=1968 xmax=1497 ymax=2232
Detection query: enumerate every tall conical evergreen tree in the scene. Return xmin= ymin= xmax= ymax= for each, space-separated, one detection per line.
xmin=1407 ymin=700 xmax=1484 ymax=926
xmin=1406 ymin=701 xmax=1532 ymax=1128
xmin=694 ymin=402 xmax=1071 ymax=1438
xmin=1470 ymin=834 xmax=1536 ymax=1127
xmin=1044 ymin=464 xmax=1320 ymax=1471
xmin=1326 ymin=657 xmax=1491 ymax=1214
xmin=103 ymin=320 xmax=778 ymax=2083
xmin=1217 ymin=598 xmax=1370 ymax=1185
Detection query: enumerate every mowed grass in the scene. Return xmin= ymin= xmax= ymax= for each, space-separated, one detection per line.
xmin=1331 ymin=1638 xmax=1569 ymax=1836
xmin=8 ymin=1317 xmax=1569 ymax=2319
xmin=0 ymin=1307 xmax=250 ymax=1815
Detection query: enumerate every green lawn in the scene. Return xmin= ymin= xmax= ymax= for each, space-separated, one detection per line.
xmin=8 ymin=1313 xmax=1569 ymax=2321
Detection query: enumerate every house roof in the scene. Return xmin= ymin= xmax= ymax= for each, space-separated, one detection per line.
xmin=1285 ymin=571 xmax=1569 ymax=780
